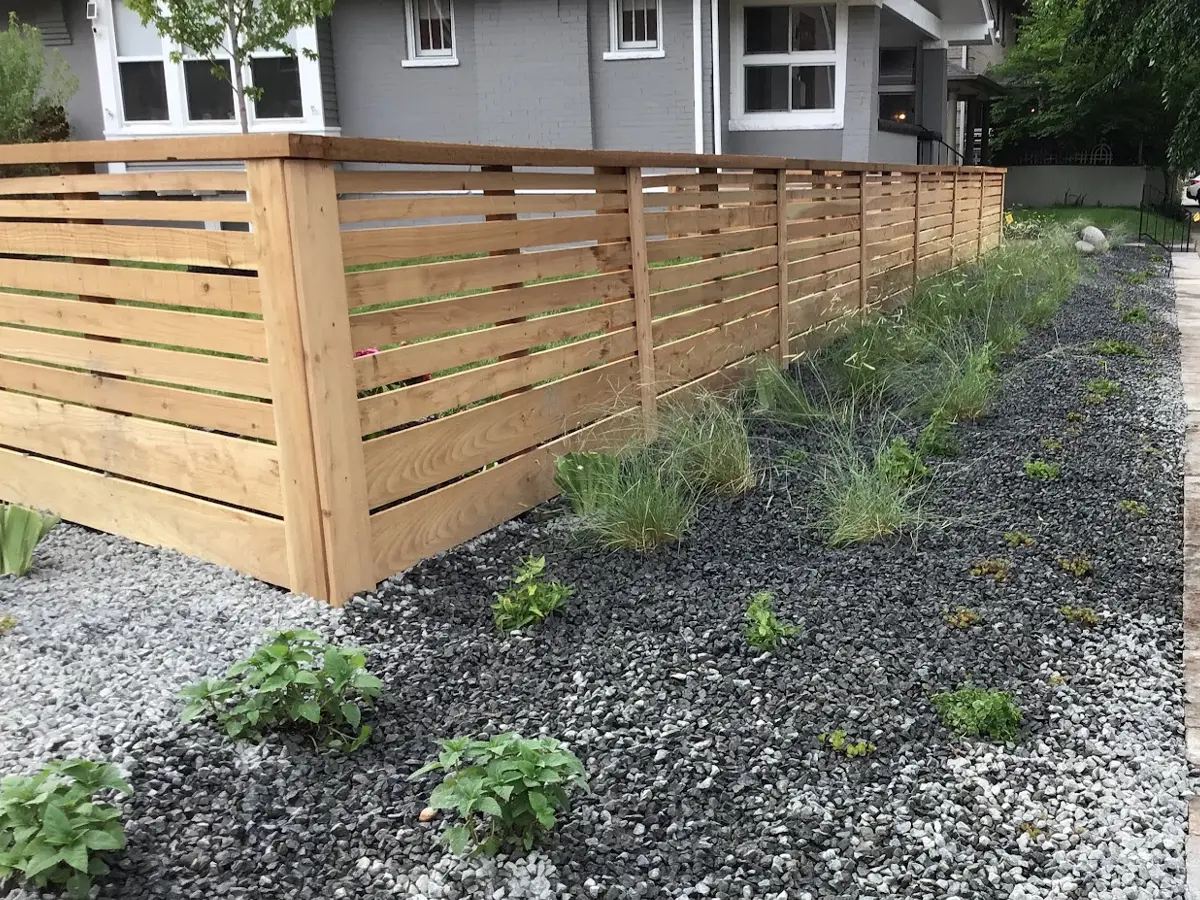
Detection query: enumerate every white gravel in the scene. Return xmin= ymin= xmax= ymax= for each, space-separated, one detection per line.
xmin=0 ymin=524 xmax=337 ymax=775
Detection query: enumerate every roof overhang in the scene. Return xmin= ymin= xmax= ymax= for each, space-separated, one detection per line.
xmin=879 ymin=0 xmax=998 ymax=44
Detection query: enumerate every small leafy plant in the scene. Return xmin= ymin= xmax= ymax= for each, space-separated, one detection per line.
xmin=875 ymin=437 xmax=929 ymax=485
xmin=932 ymin=683 xmax=1022 ymax=742
xmin=818 ymin=729 xmax=875 ymax=758
xmin=179 ymin=630 xmax=383 ymax=751
xmin=1123 ymin=269 xmax=1149 ymax=286
xmin=0 ymin=504 xmax=59 ymax=577
xmin=944 ymin=606 xmax=982 ymax=629
xmin=0 ymin=759 xmax=131 ymax=898
xmin=1039 ymin=437 xmax=1063 ymax=452
xmin=1066 ymin=412 xmax=1085 ymax=423
xmin=410 ymin=733 xmax=588 ymax=855
xmin=1119 ymin=304 xmax=1149 ymax=324
xmin=1117 ymin=499 xmax=1148 ymax=517
xmin=492 ymin=556 xmax=572 ymax=632
xmin=916 ymin=409 xmax=959 ymax=458
xmin=0 ymin=614 xmax=14 ymax=635
xmin=1003 ymin=530 xmax=1034 ymax=549
xmin=1092 ymin=339 xmax=1146 ymax=358
xmin=1060 ymin=605 xmax=1100 ymax=627
xmin=970 ymin=557 xmax=1011 ymax=583
xmin=1024 ymin=459 xmax=1060 ymax=480
xmin=1085 ymin=378 xmax=1122 ymax=400
xmin=1020 ymin=822 xmax=1043 ymax=840
xmin=1057 ymin=555 xmax=1093 ymax=577
xmin=744 ymin=591 xmax=798 ymax=652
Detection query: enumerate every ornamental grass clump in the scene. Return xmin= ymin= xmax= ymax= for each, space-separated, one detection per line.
xmin=747 ymin=360 xmax=827 ymax=427
xmin=658 ymin=393 xmax=755 ymax=497
xmin=411 ymin=733 xmax=588 ymax=856
xmin=0 ymin=759 xmax=130 ymax=899
xmin=932 ymin=683 xmax=1021 ymax=742
xmin=816 ymin=430 xmax=924 ymax=546
xmin=180 ymin=629 xmax=383 ymax=752
xmin=0 ymin=504 xmax=59 ymax=577
xmin=909 ymin=340 xmax=999 ymax=421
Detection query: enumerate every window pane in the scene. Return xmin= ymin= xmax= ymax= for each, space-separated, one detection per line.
xmin=113 ymin=0 xmax=161 ymax=57
xmin=745 ymin=6 xmax=790 ymax=53
xmin=417 ymin=0 xmax=453 ymax=53
xmin=251 ymin=57 xmax=303 ymax=119
xmin=645 ymin=2 xmax=658 ymax=42
xmin=791 ymin=65 xmax=835 ymax=109
xmin=792 ymin=5 xmax=835 ymax=51
xmin=880 ymin=92 xmax=916 ymax=122
xmin=185 ymin=60 xmax=235 ymax=121
xmin=745 ymin=65 xmax=790 ymax=112
xmin=118 ymin=61 xmax=168 ymax=121
xmin=618 ymin=0 xmax=657 ymax=47
xmin=879 ymin=47 xmax=916 ymax=83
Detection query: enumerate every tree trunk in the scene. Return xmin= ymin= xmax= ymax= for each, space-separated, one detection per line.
xmin=232 ymin=61 xmax=249 ymax=134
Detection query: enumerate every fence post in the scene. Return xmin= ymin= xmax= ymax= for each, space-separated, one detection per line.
xmin=950 ymin=170 xmax=960 ymax=266
xmin=858 ymin=170 xmax=869 ymax=309
xmin=776 ymin=168 xmax=789 ymax=363
xmin=625 ymin=166 xmax=657 ymax=438
xmin=247 ymin=156 xmax=374 ymax=605
xmin=977 ymin=172 xmax=986 ymax=259
xmin=912 ymin=170 xmax=922 ymax=295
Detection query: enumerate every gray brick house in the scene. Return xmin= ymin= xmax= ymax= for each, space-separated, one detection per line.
xmin=7 ymin=0 xmax=1010 ymax=164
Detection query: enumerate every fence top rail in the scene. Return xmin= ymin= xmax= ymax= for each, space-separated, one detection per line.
xmin=0 ymin=133 xmax=1007 ymax=175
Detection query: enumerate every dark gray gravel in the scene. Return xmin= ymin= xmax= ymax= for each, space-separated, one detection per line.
xmin=3 ymin=246 xmax=1186 ymax=900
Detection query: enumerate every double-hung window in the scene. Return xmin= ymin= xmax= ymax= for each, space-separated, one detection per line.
xmin=112 ymin=0 xmax=168 ymax=121
xmin=730 ymin=1 xmax=845 ymax=130
xmin=878 ymin=47 xmax=917 ymax=124
xmin=404 ymin=0 xmax=458 ymax=66
xmin=606 ymin=0 xmax=664 ymax=59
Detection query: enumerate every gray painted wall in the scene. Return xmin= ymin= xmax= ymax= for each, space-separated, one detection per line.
xmin=1005 ymin=166 xmax=1166 ymax=208
xmin=3 ymin=1 xmax=104 ymax=140
xmin=841 ymin=5 xmax=878 ymax=162
xmin=871 ymin=128 xmax=916 ymax=163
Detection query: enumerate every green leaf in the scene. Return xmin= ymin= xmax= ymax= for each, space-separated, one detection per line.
xmin=294 ymin=701 xmax=321 ymax=724
xmin=83 ymin=828 xmax=124 ymax=851
xmin=23 ymin=847 xmax=62 ymax=877
xmin=476 ymin=797 xmax=504 ymax=818
xmin=339 ymin=703 xmax=361 ymax=728
xmin=41 ymin=804 xmax=74 ymax=845
xmin=444 ymin=824 xmax=471 ymax=855
xmin=59 ymin=841 xmax=90 ymax=872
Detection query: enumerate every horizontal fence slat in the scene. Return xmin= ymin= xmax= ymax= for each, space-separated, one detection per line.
xmin=0 ymin=357 xmax=274 ymax=439
xmin=338 ymin=191 xmax=630 ymax=223
xmin=0 ymin=197 xmax=253 ymax=223
xmin=361 ymin=357 xmax=639 ymax=508
xmin=790 ymin=281 xmax=860 ymax=333
xmin=0 ymin=171 xmax=248 ymax=197
xmin=0 ymin=221 xmax=257 ymax=268
xmin=648 ymin=188 xmax=780 ymax=206
xmin=0 ymin=325 xmax=272 ymax=398
xmin=649 ymin=245 xmax=777 ymax=293
xmin=653 ymin=285 xmax=777 ymax=345
xmin=0 ymin=257 xmax=261 ymax=314
xmin=335 ymin=170 xmax=627 ymax=194
xmin=0 ymin=445 xmax=287 ymax=586
xmin=652 ymin=266 xmax=780 ymax=319
xmin=647 ymin=225 xmax=776 ymax=263
xmin=644 ymin=204 xmax=777 ymax=235
xmin=790 ymin=245 xmax=860 ymax=280
xmin=0 ymin=390 xmax=281 ymax=514
xmin=653 ymin=306 xmax=777 ymax=393
xmin=0 ymin=292 xmax=266 ymax=358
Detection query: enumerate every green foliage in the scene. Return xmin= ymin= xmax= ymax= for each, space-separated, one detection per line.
xmin=932 ymin=683 xmax=1022 ymax=742
xmin=0 ymin=759 xmax=131 ymax=898
xmin=1057 ymin=555 xmax=1094 ymax=577
xmin=1060 ymin=604 xmax=1101 ymax=627
xmin=1024 ymin=458 xmax=1061 ymax=480
xmin=1 ymin=504 xmax=59 ymax=577
xmin=1118 ymin=303 xmax=1150 ymax=324
xmin=0 ymin=13 xmax=78 ymax=145
xmin=911 ymin=341 xmax=999 ymax=421
xmin=1117 ymin=499 xmax=1148 ymax=517
xmin=970 ymin=557 xmax=1011 ymax=583
xmin=179 ymin=630 xmax=382 ymax=751
xmin=1066 ymin=411 xmax=1085 ymax=423
xmin=1092 ymin=339 xmax=1147 ymax=358
xmin=124 ymin=0 xmax=336 ymax=132
xmin=1003 ymin=213 xmax=1047 ymax=241
xmin=1039 ymin=436 xmax=1063 ymax=452
xmin=944 ymin=606 xmax=982 ymax=629
xmin=818 ymin=729 xmax=875 ymax=758
xmin=555 ymin=452 xmax=621 ymax=517
xmin=781 ymin=448 xmax=810 ymax=465
xmin=1003 ymin=530 xmax=1035 ymax=548
xmin=576 ymin=449 xmax=697 ymax=550
xmin=0 ymin=615 xmax=14 ymax=635
xmin=658 ymin=393 xmax=755 ymax=496
xmin=744 ymin=591 xmax=798 ymax=652
xmin=816 ymin=432 xmax=923 ymax=546
xmin=1085 ymin=377 xmax=1122 ymax=402
xmin=915 ymin=409 xmax=959 ymax=458
xmin=1124 ymin=270 xmax=1150 ymax=286
xmin=875 ymin=438 xmax=929 ymax=485
xmin=410 ymin=733 xmax=588 ymax=856
xmin=492 ymin=556 xmax=571 ymax=632
xmin=748 ymin=361 xmax=827 ymax=426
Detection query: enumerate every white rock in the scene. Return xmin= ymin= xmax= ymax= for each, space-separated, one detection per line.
xmin=1075 ymin=240 xmax=1097 ymax=254
xmin=1081 ymin=225 xmax=1109 ymax=250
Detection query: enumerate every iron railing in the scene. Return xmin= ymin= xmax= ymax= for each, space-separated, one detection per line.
xmin=1139 ymin=184 xmax=1195 ymax=252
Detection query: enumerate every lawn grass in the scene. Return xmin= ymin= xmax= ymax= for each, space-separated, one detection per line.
xmin=1010 ymin=205 xmax=1182 ymax=237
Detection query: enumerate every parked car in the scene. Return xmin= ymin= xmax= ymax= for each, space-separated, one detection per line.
xmin=1186 ymin=175 xmax=1200 ymax=200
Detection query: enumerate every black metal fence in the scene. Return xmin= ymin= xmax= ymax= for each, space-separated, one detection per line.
xmin=1139 ymin=184 xmax=1195 ymax=251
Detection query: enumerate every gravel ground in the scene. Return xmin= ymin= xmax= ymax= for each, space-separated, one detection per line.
xmin=0 ymin=246 xmax=1187 ymax=900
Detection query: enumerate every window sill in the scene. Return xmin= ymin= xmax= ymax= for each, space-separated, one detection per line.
xmin=401 ymin=57 xmax=460 ymax=68
xmin=729 ymin=114 xmax=842 ymax=131
xmin=103 ymin=123 xmax=340 ymax=139
xmin=603 ymin=49 xmax=666 ymax=60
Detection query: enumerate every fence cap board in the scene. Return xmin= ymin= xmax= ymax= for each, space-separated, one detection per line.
xmin=0 ymin=133 xmax=1007 ymax=175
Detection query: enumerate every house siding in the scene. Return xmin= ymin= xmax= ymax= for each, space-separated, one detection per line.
xmin=700 ymin=0 xmax=713 ymax=152
xmin=316 ymin=16 xmax=339 ymax=129
xmin=587 ymin=0 xmax=696 ymax=151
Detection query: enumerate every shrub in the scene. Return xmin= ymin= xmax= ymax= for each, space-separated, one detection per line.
xmin=179 ymin=629 xmax=383 ymax=751
xmin=0 ymin=759 xmax=130 ymax=898
xmin=659 ymin=393 xmax=755 ymax=496
xmin=410 ymin=733 xmax=588 ymax=855
xmin=944 ymin=606 xmax=982 ymax=629
xmin=818 ymin=728 xmax=875 ymax=758
xmin=915 ymin=409 xmax=959 ymax=458
xmin=1003 ymin=530 xmax=1034 ymax=548
xmin=875 ymin=437 xmax=929 ymax=485
xmin=932 ymin=683 xmax=1021 ymax=742
xmin=1060 ymin=605 xmax=1100 ymax=627
xmin=815 ymin=433 xmax=923 ymax=546
xmin=0 ymin=614 xmax=14 ymax=635
xmin=0 ymin=14 xmax=78 ymax=146
xmin=492 ymin=556 xmax=571 ymax=632
xmin=579 ymin=450 xmax=696 ymax=550
xmin=970 ymin=557 xmax=1011 ymax=583
xmin=555 ymin=452 xmax=619 ymax=516
xmin=1117 ymin=499 xmax=1148 ymax=517
xmin=744 ymin=591 xmax=798 ymax=652
xmin=1057 ymin=555 xmax=1093 ymax=577
xmin=1024 ymin=459 xmax=1060 ymax=480
xmin=748 ymin=360 xmax=826 ymax=426
xmin=1 ymin=504 xmax=59 ymax=577
xmin=1092 ymin=339 xmax=1147 ymax=358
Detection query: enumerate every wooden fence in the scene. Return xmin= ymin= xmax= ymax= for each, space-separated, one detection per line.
xmin=0 ymin=135 xmax=1004 ymax=604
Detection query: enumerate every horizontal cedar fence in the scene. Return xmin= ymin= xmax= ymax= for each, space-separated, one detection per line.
xmin=0 ymin=134 xmax=1004 ymax=604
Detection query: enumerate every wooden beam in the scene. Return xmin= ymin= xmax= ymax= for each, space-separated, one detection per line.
xmin=776 ymin=169 xmax=790 ymax=363
xmin=626 ymin=167 xmax=657 ymax=437
xmin=858 ymin=171 xmax=869 ymax=309
xmin=912 ymin=171 xmax=922 ymax=296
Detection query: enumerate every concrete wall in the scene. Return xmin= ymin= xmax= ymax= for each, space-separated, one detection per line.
xmin=871 ymin=128 xmax=916 ymax=163
xmin=3 ymin=1 xmax=104 ymax=140
xmin=1005 ymin=166 xmax=1167 ymax=209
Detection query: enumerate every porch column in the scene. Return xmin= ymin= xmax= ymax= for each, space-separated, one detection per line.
xmin=842 ymin=5 xmax=881 ymax=162
xmin=919 ymin=46 xmax=948 ymax=142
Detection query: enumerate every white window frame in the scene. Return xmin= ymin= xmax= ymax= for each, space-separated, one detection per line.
xmin=92 ymin=0 xmax=333 ymax=138
xmin=604 ymin=0 xmax=666 ymax=60
xmin=402 ymin=0 xmax=459 ymax=68
xmin=729 ymin=0 xmax=847 ymax=131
